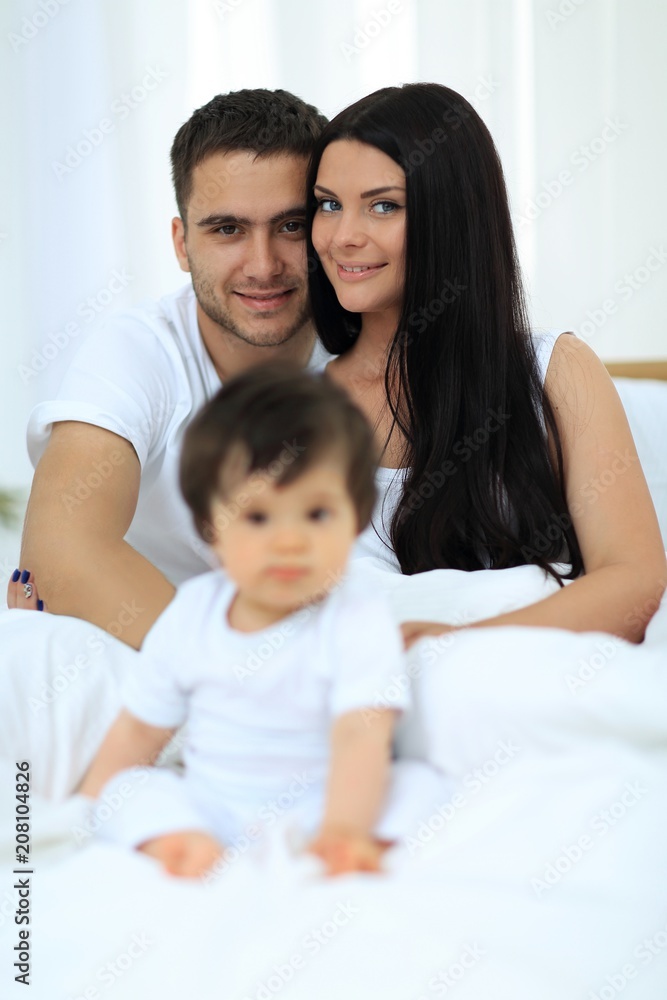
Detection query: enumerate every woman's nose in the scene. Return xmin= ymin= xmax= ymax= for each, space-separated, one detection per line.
xmin=331 ymin=210 xmax=366 ymax=248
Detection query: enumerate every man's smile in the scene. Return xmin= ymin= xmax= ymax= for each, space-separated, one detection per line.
xmin=234 ymin=289 xmax=296 ymax=311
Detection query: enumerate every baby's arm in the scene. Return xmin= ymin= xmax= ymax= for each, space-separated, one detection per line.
xmin=309 ymin=708 xmax=396 ymax=875
xmin=78 ymin=711 xmax=224 ymax=878
xmin=77 ymin=708 xmax=176 ymax=798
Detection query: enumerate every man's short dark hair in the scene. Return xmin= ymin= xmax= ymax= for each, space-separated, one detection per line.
xmin=180 ymin=362 xmax=377 ymax=542
xmin=170 ymin=89 xmax=328 ymax=221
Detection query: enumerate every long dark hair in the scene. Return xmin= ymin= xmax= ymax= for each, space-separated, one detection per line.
xmin=306 ymin=83 xmax=583 ymax=582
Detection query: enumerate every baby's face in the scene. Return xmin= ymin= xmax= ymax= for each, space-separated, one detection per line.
xmin=208 ymin=458 xmax=358 ymax=615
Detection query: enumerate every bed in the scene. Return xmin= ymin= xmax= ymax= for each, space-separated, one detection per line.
xmin=0 ymin=363 xmax=666 ymax=1000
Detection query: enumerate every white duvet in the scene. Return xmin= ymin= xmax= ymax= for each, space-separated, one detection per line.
xmin=1 ymin=559 xmax=666 ymax=1000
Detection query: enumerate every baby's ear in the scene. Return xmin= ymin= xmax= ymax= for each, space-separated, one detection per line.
xmin=201 ymin=518 xmax=221 ymax=550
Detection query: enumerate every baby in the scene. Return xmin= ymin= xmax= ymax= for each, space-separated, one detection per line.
xmin=78 ymin=362 xmax=409 ymax=877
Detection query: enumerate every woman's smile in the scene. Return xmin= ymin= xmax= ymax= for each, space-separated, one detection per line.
xmin=335 ymin=261 xmax=388 ymax=281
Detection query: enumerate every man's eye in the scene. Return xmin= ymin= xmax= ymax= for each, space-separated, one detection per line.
xmin=317 ymin=199 xmax=341 ymax=213
xmin=217 ymin=225 xmax=241 ymax=236
xmin=281 ymin=220 xmax=305 ymax=234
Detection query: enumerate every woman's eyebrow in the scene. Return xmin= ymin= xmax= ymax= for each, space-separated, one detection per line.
xmin=313 ymin=184 xmax=405 ymax=198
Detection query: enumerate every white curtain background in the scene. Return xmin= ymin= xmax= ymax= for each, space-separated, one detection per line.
xmin=1 ymin=0 xmax=666 ymax=573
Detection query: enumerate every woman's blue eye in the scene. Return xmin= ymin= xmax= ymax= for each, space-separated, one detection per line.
xmin=318 ymin=198 xmax=341 ymax=213
xmin=371 ymin=201 xmax=398 ymax=214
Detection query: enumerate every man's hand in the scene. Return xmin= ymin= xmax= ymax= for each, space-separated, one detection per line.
xmin=307 ymin=825 xmax=384 ymax=876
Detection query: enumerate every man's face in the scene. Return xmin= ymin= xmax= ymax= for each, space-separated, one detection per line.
xmin=172 ymin=150 xmax=311 ymax=347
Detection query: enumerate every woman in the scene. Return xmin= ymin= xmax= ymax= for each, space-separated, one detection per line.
xmin=305 ymin=83 xmax=666 ymax=646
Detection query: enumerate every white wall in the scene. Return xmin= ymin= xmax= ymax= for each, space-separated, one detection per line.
xmin=1 ymin=0 xmax=666 ymax=571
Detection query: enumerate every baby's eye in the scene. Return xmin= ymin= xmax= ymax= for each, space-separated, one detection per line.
xmin=317 ymin=198 xmax=341 ymax=213
xmin=308 ymin=507 xmax=331 ymax=521
xmin=246 ymin=511 xmax=268 ymax=524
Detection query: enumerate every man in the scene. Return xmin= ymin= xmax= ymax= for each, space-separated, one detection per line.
xmin=8 ymin=89 xmax=330 ymax=649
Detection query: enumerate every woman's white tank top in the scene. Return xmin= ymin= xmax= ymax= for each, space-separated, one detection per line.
xmin=352 ymin=331 xmax=568 ymax=572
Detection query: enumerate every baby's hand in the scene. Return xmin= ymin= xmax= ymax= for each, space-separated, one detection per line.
xmin=307 ymin=825 xmax=384 ymax=877
xmin=138 ymin=830 xmax=224 ymax=878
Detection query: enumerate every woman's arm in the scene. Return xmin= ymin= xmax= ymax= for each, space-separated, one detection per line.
xmin=77 ymin=708 xmax=176 ymax=798
xmin=403 ymin=336 xmax=667 ymax=648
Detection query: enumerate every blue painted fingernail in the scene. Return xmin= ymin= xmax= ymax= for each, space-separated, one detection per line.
xmin=11 ymin=569 xmax=20 ymax=582
xmin=20 ymin=570 xmax=30 ymax=584
xmin=37 ymin=600 xmax=44 ymax=612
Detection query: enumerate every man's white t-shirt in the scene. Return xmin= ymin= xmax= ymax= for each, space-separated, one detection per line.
xmin=115 ymin=569 xmax=409 ymax=844
xmin=26 ymin=283 xmax=331 ymax=586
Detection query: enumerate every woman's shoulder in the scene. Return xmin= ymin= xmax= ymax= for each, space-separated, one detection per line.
xmin=531 ymin=330 xmax=576 ymax=386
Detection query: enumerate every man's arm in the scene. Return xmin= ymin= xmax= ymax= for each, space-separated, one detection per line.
xmin=77 ymin=708 xmax=176 ymax=798
xmin=17 ymin=421 xmax=175 ymax=649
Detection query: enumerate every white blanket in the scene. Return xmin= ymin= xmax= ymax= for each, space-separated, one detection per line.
xmin=1 ymin=561 xmax=666 ymax=999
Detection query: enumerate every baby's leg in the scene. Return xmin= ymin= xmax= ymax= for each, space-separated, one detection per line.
xmin=138 ymin=830 xmax=224 ymax=878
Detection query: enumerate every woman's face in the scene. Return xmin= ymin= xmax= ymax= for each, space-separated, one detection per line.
xmin=312 ymin=140 xmax=406 ymax=325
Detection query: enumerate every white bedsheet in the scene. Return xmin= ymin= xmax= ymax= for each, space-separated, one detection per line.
xmin=0 ymin=561 xmax=666 ymax=999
